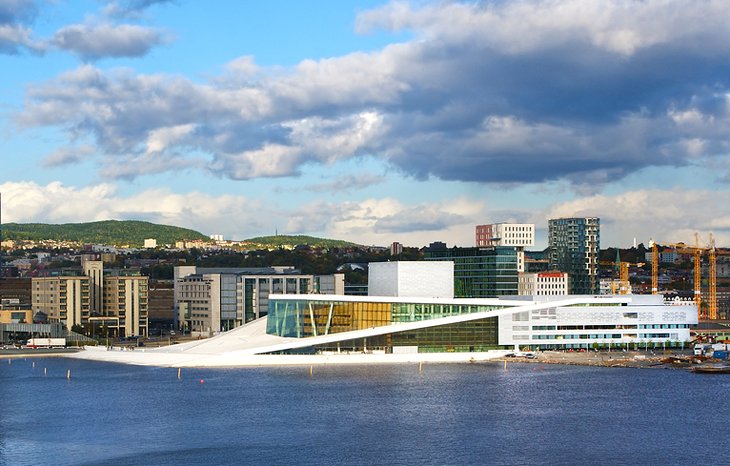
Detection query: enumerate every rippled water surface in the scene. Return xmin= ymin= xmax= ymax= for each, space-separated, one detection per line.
xmin=1 ymin=358 xmax=728 ymax=465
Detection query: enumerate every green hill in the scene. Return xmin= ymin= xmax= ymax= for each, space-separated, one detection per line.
xmin=243 ymin=235 xmax=360 ymax=249
xmin=1 ymin=220 xmax=209 ymax=247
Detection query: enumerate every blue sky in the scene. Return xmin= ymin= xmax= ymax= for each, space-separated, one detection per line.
xmin=1 ymin=0 xmax=730 ymax=249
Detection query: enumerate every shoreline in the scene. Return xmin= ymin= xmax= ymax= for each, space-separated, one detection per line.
xmin=3 ymin=347 xmax=720 ymax=370
xmin=497 ymin=350 xmax=706 ymax=369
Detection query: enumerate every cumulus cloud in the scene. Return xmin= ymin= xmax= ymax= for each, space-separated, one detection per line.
xmin=542 ymin=188 xmax=730 ymax=248
xmin=5 ymin=181 xmax=727 ymax=248
xmin=16 ymin=0 xmax=730 ymax=185
xmin=285 ymin=197 xmax=484 ymax=246
xmin=0 ymin=181 xmax=263 ymax=238
xmin=51 ymin=23 xmax=166 ymax=60
xmin=0 ymin=181 xmax=481 ymax=245
xmin=0 ymin=0 xmax=42 ymax=54
xmin=42 ymin=145 xmax=96 ymax=167
xmin=303 ymin=173 xmax=384 ymax=193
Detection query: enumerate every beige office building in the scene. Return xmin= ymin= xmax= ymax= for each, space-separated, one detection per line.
xmin=103 ymin=275 xmax=149 ymax=337
xmin=32 ymin=268 xmax=148 ymax=337
xmin=32 ymin=276 xmax=90 ymax=330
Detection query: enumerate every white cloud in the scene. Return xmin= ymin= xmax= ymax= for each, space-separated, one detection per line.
xmin=15 ymin=0 xmax=730 ymax=188
xmin=543 ymin=188 xmax=730 ymax=248
xmin=145 ymin=123 xmax=197 ymax=154
xmin=51 ymin=23 xmax=166 ymax=60
xmin=4 ymin=182 xmax=730 ymax=249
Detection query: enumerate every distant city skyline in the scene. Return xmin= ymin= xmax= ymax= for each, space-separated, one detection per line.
xmin=2 ymin=0 xmax=730 ymax=249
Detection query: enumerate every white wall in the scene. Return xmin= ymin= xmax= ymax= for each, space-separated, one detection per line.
xmin=369 ymin=261 xmax=454 ymax=298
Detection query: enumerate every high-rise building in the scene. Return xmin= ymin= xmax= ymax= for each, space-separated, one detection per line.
xmin=548 ymin=217 xmax=600 ymax=295
xmin=102 ymin=272 xmax=149 ymax=337
xmin=424 ymin=244 xmax=519 ymax=297
xmin=476 ymin=223 xmax=534 ymax=272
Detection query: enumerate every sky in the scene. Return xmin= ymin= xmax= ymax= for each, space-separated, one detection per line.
xmin=1 ymin=0 xmax=730 ymax=249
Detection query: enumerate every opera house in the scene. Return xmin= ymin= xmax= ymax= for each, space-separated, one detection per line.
xmin=71 ymin=262 xmax=697 ymax=367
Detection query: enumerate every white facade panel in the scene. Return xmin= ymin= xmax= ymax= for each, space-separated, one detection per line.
xmin=368 ymin=261 xmax=454 ymax=298
xmin=499 ymin=294 xmax=697 ymax=348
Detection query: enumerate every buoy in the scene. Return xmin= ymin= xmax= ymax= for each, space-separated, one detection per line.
xmin=309 ymin=365 xmax=313 ymax=377
xmin=32 ymin=361 xmax=35 ymax=368
xmin=419 ymin=361 xmax=423 ymax=373
xmin=177 ymin=368 xmax=181 ymax=380
xmin=67 ymin=369 xmax=71 ymax=380
xmin=44 ymin=367 xmax=47 ymax=376
xmin=504 ymin=360 xmax=507 ymax=370
xmin=199 ymin=379 xmax=205 ymax=384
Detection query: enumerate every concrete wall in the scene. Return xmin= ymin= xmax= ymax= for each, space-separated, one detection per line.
xmin=368 ymin=261 xmax=454 ymax=298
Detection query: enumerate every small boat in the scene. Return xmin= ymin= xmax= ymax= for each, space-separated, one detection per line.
xmin=692 ymin=365 xmax=730 ymax=374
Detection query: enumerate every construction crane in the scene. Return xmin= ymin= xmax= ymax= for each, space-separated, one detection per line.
xmin=709 ymin=233 xmax=717 ymax=320
xmin=652 ymin=236 xmax=704 ymax=316
xmin=652 ymin=233 xmax=730 ymax=320
xmin=600 ymin=257 xmax=644 ymax=295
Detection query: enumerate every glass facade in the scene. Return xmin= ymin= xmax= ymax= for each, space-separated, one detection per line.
xmin=424 ymin=246 xmax=518 ymax=297
xmin=267 ymin=298 xmax=505 ymax=352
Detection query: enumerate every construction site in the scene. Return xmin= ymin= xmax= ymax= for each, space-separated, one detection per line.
xmin=603 ymin=233 xmax=730 ymax=343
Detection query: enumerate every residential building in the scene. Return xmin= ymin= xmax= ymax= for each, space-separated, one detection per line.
xmin=32 ymin=268 xmax=148 ymax=337
xmin=424 ymin=244 xmax=519 ymax=297
xmin=518 ymin=272 xmax=569 ymax=296
xmin=174 ymin=266 xmax=345 ymax=334
xmin=389 ymin=242 xmax=403 ymax=256
xmin=644 ymin=250 xmax=679 ymax=264
xmin=83 ymin=260 xmax=104 ymax=315
xmin=548 ymin=217 xmax=600 ymax=295
xmin=32 ymin=275 xmax=90 ymax=331
xmin=102 ymin=272 xmax=149 ymax=337
xmin=476 ymin=223 xmax=535 ymax=272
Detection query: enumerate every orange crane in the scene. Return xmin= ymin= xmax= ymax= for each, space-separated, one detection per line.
xmin=651 ymin=233 xmax=730 ymax=320
xmin=600 ymin=258 xmax=644 ymax=295
xmin=709 ymin=233 xmax=717 ymax=320
xmin=651 ymin=235 xmax=704 ymax=318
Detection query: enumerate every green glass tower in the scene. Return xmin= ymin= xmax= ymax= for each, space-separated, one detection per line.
xmin=424 ymin=244 xmax=519 ymax=298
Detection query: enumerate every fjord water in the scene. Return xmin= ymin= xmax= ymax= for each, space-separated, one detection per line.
xmin=1 ymin=359 xmax=727 ymax=466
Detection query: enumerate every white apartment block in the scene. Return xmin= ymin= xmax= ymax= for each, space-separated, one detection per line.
xmin=518 ymin=272 xmax=569 ymax=296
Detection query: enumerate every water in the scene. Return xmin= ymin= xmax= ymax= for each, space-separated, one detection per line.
xmin=1 ymin=358 xmax=728 ymax=466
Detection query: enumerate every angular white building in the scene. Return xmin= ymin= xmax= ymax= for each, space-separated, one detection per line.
xmin=499 ymin=294 xmax=695 ymax=349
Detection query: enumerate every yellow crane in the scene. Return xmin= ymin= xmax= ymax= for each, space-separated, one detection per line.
xmin=652 ymin=233 xmax=722 ymax=320
xmin=600 ymin=258 xmax=644 ymax=295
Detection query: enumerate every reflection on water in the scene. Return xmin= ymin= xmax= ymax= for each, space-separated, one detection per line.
xmin=1 ymin=358 xmax=729 ymax=465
